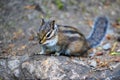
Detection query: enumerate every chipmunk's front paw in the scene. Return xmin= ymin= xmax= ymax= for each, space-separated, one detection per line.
xmin=38 ymin=51 xmax=45 ymax=54
xmin=36 ymin=49 xmax=45 ymax=55
xmin=54 ymin=52 xmax=60 ymax=56
xmin=34 ymin=52 xmax=44 ymax=55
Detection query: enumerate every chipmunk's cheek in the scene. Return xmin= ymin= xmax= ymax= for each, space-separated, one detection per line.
xmin=43 ymin=36 xmax=58 ymax=47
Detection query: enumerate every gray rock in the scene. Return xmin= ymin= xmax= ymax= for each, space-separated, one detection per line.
xmin=8 ymin=59 xmax=20 ymax=71
xmin=0 ymin=59 xmax=6 ymax=67
xmin=13 ymin=69 xmax=20 ymax=77
xmin=89 ymin=60 xmax=97 ymax=67
xmin=102 ymin=43 xmax=111 ymax=50
xmin=20 ymin=54 xmax=29 ymax=62
xmin=105 ymin=63 xmax=120 ymax=80
xmin=20 ymin=56 xmax=91 ymax=79
xmin=22 ymin=61 xmax=35 ymax=75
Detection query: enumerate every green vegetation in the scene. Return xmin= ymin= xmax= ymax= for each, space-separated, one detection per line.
xmin=0 ymin=78 xmax=2 ymax=80
xmin=54 ymin=0 xmax=64 ymax=10
xmin=117 ymin=18 xmax=120 ymax=23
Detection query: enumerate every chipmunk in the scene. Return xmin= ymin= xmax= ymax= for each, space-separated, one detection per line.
xmin=37 ymin=16 xmax=109 ymax=57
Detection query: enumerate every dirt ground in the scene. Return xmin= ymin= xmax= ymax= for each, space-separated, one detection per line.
xmin=0 ymin=0 xmax=120 ymax=79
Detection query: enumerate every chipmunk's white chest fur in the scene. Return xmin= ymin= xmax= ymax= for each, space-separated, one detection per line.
xmin=43 ymin=35 xmax=58 ymax=47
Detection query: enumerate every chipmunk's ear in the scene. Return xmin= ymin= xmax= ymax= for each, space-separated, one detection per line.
xmin=40 ymin=18 xmax=45 ymax=26
xmin=50 ymin=20 xmax=55 ymax=29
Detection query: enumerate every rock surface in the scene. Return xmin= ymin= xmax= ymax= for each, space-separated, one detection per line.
xmin=0 ymin=55 xmax=120 ymax=80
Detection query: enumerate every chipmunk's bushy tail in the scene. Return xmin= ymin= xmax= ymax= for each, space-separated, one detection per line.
xmin=86 ymin=16 xmax=109 ymax=48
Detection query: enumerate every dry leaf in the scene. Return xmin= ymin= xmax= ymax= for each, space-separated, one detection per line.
xmin=99 ymin=61 xmax=108 ymax=67
xmin=17 ymin=45 xmax=27 ymax=51
xmin=96 ymin=52 xmax=103 ymax=56
xmin=2 ymin=48 xmax=11 ymax=53
xmin=96 ymin=58 xmax=108 ymax=67
xmin=103 ymin=1 xmax=110 ymax=8
xmin=28 ymin=35 xmax=34 ymax=41
xmin=111 ymin=42 xmax=118 ymax=52
xmin=13 ymin=29 xmax=25 ymax=40
xmin=24 ymin=5 xmax=36 ymax=9
xmin=8 ymin=44 xmax=15 ymax=48
xmin=21 ymin=45 xmax=26 ymax=49
xmin=87 ymin=20 xmax=93 ymax=27
xmin=112 ymin=22 xmax=120 ymax=28
xmin=96 ymin=58 xmax=100 ymax=63
xmin=106 ymin=34 xmax=112 ymax=40
xmin=113 ymin=57 xmax=120 ymax=62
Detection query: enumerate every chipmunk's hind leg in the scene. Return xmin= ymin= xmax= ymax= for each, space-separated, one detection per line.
xmin=64 ymin=40 xmax=84 ymax=56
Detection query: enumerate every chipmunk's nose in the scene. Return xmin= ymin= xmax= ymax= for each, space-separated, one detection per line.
xmin=39 ymin=40 xmax=42 ymax=44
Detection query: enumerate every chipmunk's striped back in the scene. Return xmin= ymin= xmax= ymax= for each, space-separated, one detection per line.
xmin=58 ymin=25 xmax=84 ymax=39
xmin=57 ymin=25 xmax=88 ymax=56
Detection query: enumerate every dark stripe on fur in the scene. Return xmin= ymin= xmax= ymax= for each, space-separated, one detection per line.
xmin=62 ymin=30 xmax=79 ymax=34
xmin=68 ymin=37 xmax=83 ymax=42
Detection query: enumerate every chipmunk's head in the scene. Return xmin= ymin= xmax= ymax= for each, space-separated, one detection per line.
xmin=37 ymin=19 xmax=58 ymax=46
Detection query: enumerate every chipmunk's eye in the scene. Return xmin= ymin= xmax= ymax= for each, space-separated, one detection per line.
xmin=46 ymin=32 xmax=51 ymax=38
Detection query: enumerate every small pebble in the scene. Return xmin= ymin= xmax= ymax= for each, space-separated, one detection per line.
xmin=89 ymin=60 xmax=97 ymax=67
xmin=96 ymin=52 xmax=103 ymax=56
xmin=117 ymin=36 xmax=120 ymax=42
xmin=13 ymin=69 xmax=20 ymax=77
xmin=102 ymin=43 xmax=111 ymax=50
xmin=117 ymin=49 xmax=120 ymax=52
xmin=106 ymin=34 xmax=112 ymax=40
xmin=114 ymin=58 xmax=120 ymax=62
